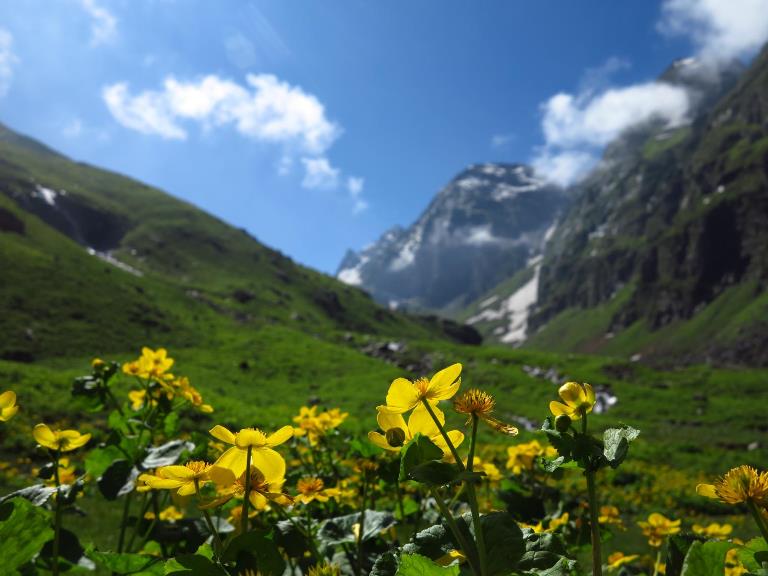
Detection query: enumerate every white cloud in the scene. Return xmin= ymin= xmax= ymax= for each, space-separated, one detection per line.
xmin=225 ymin=33 xmax=258 ymax=69
xmin=542 ymin=82 xmax=690 ymax=148
xmin=80 ymin=0 xmax=117 ymax=46
xmin=659 ymin=0 xmax=768 ymax=62
xmin=347 ymin=176 xmax=364 ymax=196
xmin=301 ymin=157 xmax=339 ymax=190
xmin=0 ymin=29 xmax=18 ymax=98
xmin=103 ymin=74 xmax=340 ymax=154
xmin=533 ymin=81 xmax=690 ymax=186
xmin=490 ymin=133 xmax=515 ymax=148
xmin=532 ymin=149 xmax=597 ymax=187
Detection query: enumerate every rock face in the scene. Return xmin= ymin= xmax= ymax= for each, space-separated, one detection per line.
xmin=528 ymin=47 xmax=768 ymax=364
xmin=337 ymin=163 xmax=567 ymax=311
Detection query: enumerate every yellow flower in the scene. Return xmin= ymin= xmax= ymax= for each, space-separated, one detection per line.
xmin=549 ymin=382 xmax=596 ymax=421
xmin=655 ymin=561 xmax=667 ymax=574
xmin=176 ymin=377 xmax=213 ymax=413
xmin=606 ymin=552 xmax=638 ymax=570
xmin=91 ymin=358 xmax=105 ymax=368
xmin=139 ymin=461 xmax=212 ymax=496
xmin=145 ymin=505 xmax=184 ymax=522
xmin=209 ymin=424 xmax=293 ymax=477
xmin=208 ymin=460 xmax=291 ymax=511
xmin=380 ymin=363 xmax=462 ymax=414
xmin=0 ymin=390 xmax=18 ymax=422
xmin=692 ymin=522 xmax=733 ymax=539
xmin=547 ymin=512 xmax=569 ymax=532
xmin=128 ymin=389 xmax=147 ymax=411
xmin=598 ymin=505 xmax=625 ymax=529
xmin=453 ymin=389 xmax=518 ymax=436
xmin=140 ymin=347 xmax=174 ymax=378
xmin=122 ymin=360 xmax=145 ymax=378
xmin=472 ymin=457 xmax=503 ymax=483
xmin=295 ymin=477 xmax=340 ymax=505
xmin=725 ymin=547 xmax=748 ymax=576
xmin=435 ymin=549 xmax=467 ymax=566
xmin=293 ymin=406 xmax=348 ymax=445
xmin=56 ymin=458 xmax=77 ymax=485
xmin=505 ymin=440 xmax=557 ymax=474
xmin=637 ymin=513 xmax=681 ymax=547
xmin=696 ymin=465 xmax=768 ymax=506
xmin=33 ymin=424 xmax=91 ymax=452
xmin=307 ymin=562 xmax=342 ymax=576
xmin=367 ymin=404 xmax=464 ymax=458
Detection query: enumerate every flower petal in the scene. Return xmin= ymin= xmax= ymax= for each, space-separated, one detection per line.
xmin=376 ymin=409 xmax=408 ymax=435
xmin=213 ymin=447 xmax=247 ymax=477
xmin=0 ymin=391 xmax=15 ymax=409
xmin=266 ymin=425 xmax=294 ymax=447
xmin=549 ymin=401 xmax=576 ymax=418
xmin=696 ymin=484 xmax=718 ymax=499
xmin=33 ymin=424 xmax=58 ymax=449
xmin=209 ymin=425 xmax=236 ymax=445
xmin=385 ymin=378 xmax=419 ymax=413
xmin=176 ymin=481 xmax=197 ymax=496
xmin=557 ymin=382 xmax=582 ymax=406
xmin=368 ymin=431 xmax=398 ymax=452
xmin=428 ymin=364 xmax=462 ymax=399
xmin=407 ymin=404 xmax=441 ymax=437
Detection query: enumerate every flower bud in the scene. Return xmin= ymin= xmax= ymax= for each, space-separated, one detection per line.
xmin=555 ymin=414 xmax=572 ymax=433
xmin=385 ymin=427 xmax=406 ymax=447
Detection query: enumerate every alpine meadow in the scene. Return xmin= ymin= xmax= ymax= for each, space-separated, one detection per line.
xmin=1 ymin=2 xmax=768 ymax=575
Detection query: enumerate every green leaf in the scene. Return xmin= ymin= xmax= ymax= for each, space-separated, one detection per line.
xmin=85 ymin=446 xmax=125 ymax=478
xmin=541 ymin=418 xmax=573 ymax=461
xmin=221 ymin=530 xmax=285 ymax=575
xmin=408 ymin=461 xmax=460 ymax=486
xmin=0 ymin=484 xmax=56 ymax=506
xmin=87 ymin=549 xmax=164 ymax=575
xmin=738 ymin=537 xmax=768 ymax=571
xmin=680 ymin=540 xmax=734 ymax=576
xmin=142 ymin=440 xmax=194 ymax=469
xmin=163 ymin=553 xmax=228 ymax=576
xmin=98 ymin=459 xmax=136 ymax=500
xmin=480 ymin=512 xmax=525 ymax=576
xmin=41 ymin=528 xmax=87 ymax=569
xmin=371 ymin=551 xmax=400 ymax=576
xmin=396 ymin=554 xmax=459 ymax=576
xmin=665 ymin=534 xmax=699 ymax=576
xmin=163 ymin=412 xmax=180 ymax=437
xmin=402 ymin=523 xmax=454 ymax=559
xmin=0 ymin=498 xmax=53 ymax=572
xmin=399 ymin=434 xmax=444 ymax=482
xmin=318 ymin=510 xmax=396 ymax=546
xmin=517 ymin=531 xmax=570 ymax=571
xmin=603 ymin=426 xmax=640 ymax=468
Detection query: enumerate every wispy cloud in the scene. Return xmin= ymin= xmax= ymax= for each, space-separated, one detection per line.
xmin=347 ymin=176 xmax=368 ymax=214
xmin=0 ymin=29 xmax=18 ymax=98
xmin=102 ymin=72 xmax=365 ymax=211
xmin=225 ymin=33 xmax=258 ymax=69
xmin=659 ymin=0 xmax=768 ymax=62
xmin=80 ymin=0 xmax=117 ymax=46
xmin=490 ymin=133 xmax=515 ymax=148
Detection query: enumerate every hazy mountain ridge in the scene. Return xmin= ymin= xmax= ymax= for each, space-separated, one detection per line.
xmin=336 ymin=163 xmax=567 ymax=312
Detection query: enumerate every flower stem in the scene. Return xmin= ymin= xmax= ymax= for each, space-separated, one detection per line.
xmin=747 ymin=499 xmax=768 ymax=544
xmin=582 ymin=413 xmax=603 ymax=576
xmin=652 ymin=549 xmax=661 ymax=576
xmin=420 ymin=399 xmax=464 ymax=470
xmin=356 ymin=475 xmax=368 ymax=576
xmin=466 ymin=415 xmax=488 ymax=576
xmin=117 ymin=489 xmax=133 ymax=553
xmin=52 ymin=452 xmax=62 ymax=576
xmin=196 ymin=480 xmax=222 ymax=561
xmin=242 ymin=446 xmax=252 ymax=534
xmin=430 ymin=488 xmax=481 ymax=576
xmin=275 ymin=504 xmax=322 ymax=561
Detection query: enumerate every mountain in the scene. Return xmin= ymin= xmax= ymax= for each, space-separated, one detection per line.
xmin=336 ymin=163 xmax=567 ymax=312
xmin=522 ymin=49 xmax=768 ymax=365
xmin=0 ymin=123 xmax=477 ymax=362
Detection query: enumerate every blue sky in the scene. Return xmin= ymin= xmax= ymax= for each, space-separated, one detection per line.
xmin=0 ymin=0 xmax=766 ymax=273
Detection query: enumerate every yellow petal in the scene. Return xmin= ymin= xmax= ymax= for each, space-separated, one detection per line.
xmin=266 ymin=425 xmax=294 ymax=447
xmin=696 ymin=483 xmax=718 ymax=499
xmin=385 ymin=378 xmax=419 ymax=413
xmin=376 ymin=409 xmax=408 ymax=435
xmin=408 ymin=404 xmax=441 ymax=437
xmin=33 ymin=424 xmax=58 ymax=449
xmin=249 ymin=491 xmax=268 ymax=510
xmin=583 ymin=383 xmax=596 ymax=405
xmin=249 ymin=448 xmax=285 ymax=482
xmin=158 ymin=465 xmax=195 ymax=481
xmin=368 ymin=431 xmax=398 ymax=452
xmin=209 ymin=425 xmax=236 ymax=445
xmin=176 ymin=481 xmax=197 ymax=496
xmin=0 ymin=390 xmax=15 ymax=409
xmin=64 ymin=432 xmax=91 ymax=451
xmin=208 ymin=465 xmax=237 ymax=487
xmin=549 ymin=401 xmax=577 ymax=419
xmin=0 ymin=405 xmax=19 ymax=421
xmin=558 ymin=382 xmax=583 ymax=406
xmin=213 ymin=447 xmax=247 ymax=476
xmin=428 ymin=364 xmax=462 ymax=399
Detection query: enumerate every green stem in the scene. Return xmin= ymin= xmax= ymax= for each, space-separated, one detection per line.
xmin=275 ymin=504 xmax=322 ymax=561
xmin=52 ymin=452 xmax=62 ymax=576
xmin=117 ymin=490 xmax=134 ymax=553
xmin=420 ymin=400 xmax=464 ymax=470
xmin=747 ymin=500 xmax=768 ymax=544
xmin=125 ymin=491 xmax=150 ymax=552
xmin=242 ymin=446 xmax=253 ymax=534
xmin=430 ymin=488 xmax=481 ymax=576
xmin=466 ymin=415 xmax=488 ymax=576
xmin=652 ymin=549 xmax=661 ymax=576
xmin=394 ymin=480 xmax=406 ymax=532
xmin=582 ymin=413 xmax=602 ymax=576
xmin=196 ymin=480 xmax=223 ymax=561
xmin=356 ymin=476 xmax=368 ymax=576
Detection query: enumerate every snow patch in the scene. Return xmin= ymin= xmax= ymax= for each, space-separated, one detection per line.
xmin=87 ymin=248 xmax=143 ymax=277
xmin=390 ymin=225 xmax=423 ymax=271
xmin=338 ymin=255 xmax=369 ymax=286
xmin=478 ymin=164 xmax=506 ymax=177
xmin=465 ymin=225 xmax=500 ymax=246
xmin=33 ymin=185 xmax=61 ymax=206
